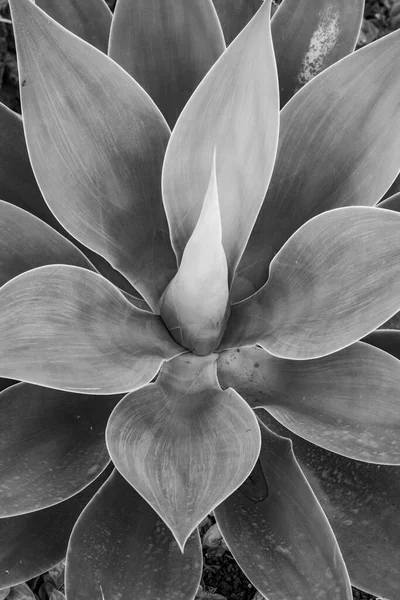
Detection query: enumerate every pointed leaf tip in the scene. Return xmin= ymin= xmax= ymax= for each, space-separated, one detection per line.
xmin=9 ymin=0 xmax=176 ymax=312
xmin=162 ymin=0 xmax=279 ymax=280
xmin=106 ymin=353 xmax=261 ymax=550
xmin=160 ymin=154 xmax=229 ymax=355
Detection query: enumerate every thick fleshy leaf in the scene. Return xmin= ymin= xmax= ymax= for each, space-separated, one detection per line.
xmin=0 ymin=201 xmax=95 ymax=287
xmin=235 ymin=28 xmax=400 ymax=297
xmin=109 ymin=0 xmax=225 ymax=128
xmin=212 ymin=0 xmax=263 ymax=45
xmin=0 ymin=265 xmax=182 ymax=393
xmin=214 ymin=419 xmax=352 ymax=600
xmin=378 ymin=191 xmax=400 ymax=211
xmin=160 ymin=156 xmax=229 ymax=354
xmin=0 ymin=382 xmax=121 ymax=517
xmin=36 ymin=0 xmax=111 ymax=52
xmin=10 ymin=0 xmax=176 ymax=311
xmin=66 ymin=470 xmax=202 ymax=600
xmin=217 ymin=343 xmax=400 ymax=464
xmin=162 ymin=0 xmax=279 ymax=280
xmin=271 ymin=0 xmax=364 ymax=107
xmin=106 ymin=353 xmax=261 ymax=549
xmin=363 ymin=328 xmax=400 ymax=360
xmin=258 ymin=411 xmax=400 ymax=599
xmin=0 ymin=103 xmax=142 ymax=300
xmin=222 ymin=207 xmax=400 ymax=359
xmin=0 ymin=467 xmax=111 ymax=590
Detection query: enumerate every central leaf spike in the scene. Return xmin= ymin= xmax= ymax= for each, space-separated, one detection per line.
xmin=160 ymin=151 xmax=230 ymax=355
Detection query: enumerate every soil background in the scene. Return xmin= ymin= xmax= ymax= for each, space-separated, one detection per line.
xmin=0 ymin=1 xmax=399 ymax=600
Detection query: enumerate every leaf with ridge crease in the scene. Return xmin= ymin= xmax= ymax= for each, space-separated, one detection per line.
xmin=109 ymin=0 xmax=225 ymax=128
xmin=66 ymin=470 xmax=202 ymax=600
xmin=162 ymin=0 xmax=279 ymax=281
xmin=217 ymin=343 xmax=400 ymax=464
xmin=0 ymin=265 xmax=182 ymax=394
xmin=258 ymin=410 xmax=400 ymax=600
xmin=106 ymin=353 xmax=261 ymax=549
xmin=9 ymin=0 xmax=176 ymax=311
xmin=235 ymin=27 xmax=400 ymax=297
xmin=214 ymin=419 xmax=352 ymax=600
xmin=222 ymin=207 xmax=400 ymax=359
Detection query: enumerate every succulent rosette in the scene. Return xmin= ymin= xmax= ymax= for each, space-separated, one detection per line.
xmin=0 ymin=1 xmax=400 ymax=599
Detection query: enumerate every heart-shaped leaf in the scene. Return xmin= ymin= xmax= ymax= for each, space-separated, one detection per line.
xmin=162 ymin=0 xmax=279 ymax=281
xmin=214 ymin=419 xmax=352 ymax=600
xmin=223 ymin=207 xmax=400 ymax=359
xmin=160 ymin=154 xmax=229 ymax=354
xmin=106 ymin=353 xmax=261 ymax=549
xmin=66 ymin=470 xmax=202 ymax=600
xmin=217 ymin=343 xmax=400 ymax=464
xmin=236 ymin=27 xmax=400 ymax=297
xmin=0 ymin=382 xmax=120 ymax=517
xmin=36 ymin=0 xmax=111 ymax=52
xmin=0 ymin=467 xmax=111 ymax=590
xmin=258 ymin=411 xmax=400 ymax=600
xmin=271 ymin=0 xmax=364 ymax=107
xmin=109 ymin=0 xmax=225 ymax=128
xmin=9 ymin=0 xmax=176 ymax=311
xmin=0 ymin=265 xmax=182 ymax=393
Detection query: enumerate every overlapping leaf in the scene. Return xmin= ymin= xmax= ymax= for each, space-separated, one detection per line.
xmin=66 ymin=470 xmax=202 ymax=600
xmin=222 ymin=208 xmax=400 ymax=358
xmin=0 ymin=104 xmax=53 ymax=226
xmin=9 ymin=0 xmax=176 ymax=311
xmin=258 ymin=411 xmax=400 ymax=599
xmin=0 ymin=383 xmax=120 ymax=516
xmin=212 ymin=0 xmax=263 ymax=45
xmin=109 ymin=0 xmax=225 ymax=128
xmin=162 ymin=0 xmax=279 ymax=280
xmin=217 ymin=343 xmax=400 ymax=464
xmin=0 ymin=265 xmax=182 ymax=393
xmin=106 ymin=353 xmax=260 ymax=549
xmin=0 ymin=201 xmax=95 ymax=287
xmin=271 ymin=0 xmax=364 ymax=107
xmin=0 ymin=467 xmax=111 ymax=590
xmin=36 ymin=0 xmax=111 ymax=52
xmin=214 ymin=419 xmax=352 ymax=600
xmin=363 ymin=328 xmax=400 ymax=360
xmin=235 ymin=27 xmax=400 ymax=297
xmin=160 ymin=155 xmax=229 ymax=354
xmin=378 ymin=191 xmax=400 ymax=212
xmin=0 ymin=104 xmax=142 ymax=299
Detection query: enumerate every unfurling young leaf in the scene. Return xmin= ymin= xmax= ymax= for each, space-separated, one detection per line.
xmin=3 ymin=0 xmax=400 ymax=598
xmin=160 ymin=153 xmax=230 ymax=355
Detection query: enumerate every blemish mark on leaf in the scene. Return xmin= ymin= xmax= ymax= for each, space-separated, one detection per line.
xmin=296 ymin=7 xmax=340 ymax=90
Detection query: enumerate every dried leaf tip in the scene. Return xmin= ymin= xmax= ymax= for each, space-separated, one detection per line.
xmin=160 ymin=150 xmax=230 ymax=355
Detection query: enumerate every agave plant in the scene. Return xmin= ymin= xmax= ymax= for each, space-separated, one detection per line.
xmin=0 ymin=0 xmax=400 ymax=599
